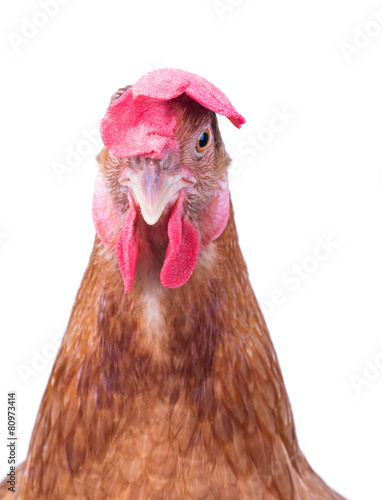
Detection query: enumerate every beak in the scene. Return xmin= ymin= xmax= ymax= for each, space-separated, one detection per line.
xmin=121 ymin=158 xmax=196 ymax=225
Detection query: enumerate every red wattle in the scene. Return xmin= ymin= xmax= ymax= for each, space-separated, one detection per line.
xmin=116 ymin=195 xmax=139 ymax=293
xmin=160 ymin=192 xmax=200 ymax=289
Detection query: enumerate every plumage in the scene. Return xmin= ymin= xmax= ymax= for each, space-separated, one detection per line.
xmin=0 ymin=69 xmax=346 ymax=499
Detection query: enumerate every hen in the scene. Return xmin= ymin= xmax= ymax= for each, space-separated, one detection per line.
xmin=1 ymin=68 xmax=346 ymax=499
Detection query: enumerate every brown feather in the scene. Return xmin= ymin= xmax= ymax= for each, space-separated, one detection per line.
xmin=0 ymin=91 xmax=346 ymax=500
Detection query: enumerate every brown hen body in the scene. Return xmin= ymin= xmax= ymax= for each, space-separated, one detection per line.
xmin=0 ymin=202 xmax=345 ymax=499
xmin=0 ymin=82 xmax=345 ymax=499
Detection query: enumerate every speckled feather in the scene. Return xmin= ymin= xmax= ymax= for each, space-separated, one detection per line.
xmin=0 ymin=82 xmax=345 ymax=500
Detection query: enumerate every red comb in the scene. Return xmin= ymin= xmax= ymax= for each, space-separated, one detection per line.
xmin=100 ymin=68 xmax=245 ymax=158
xmin=133 ymin=68 xmax=245 ymax=128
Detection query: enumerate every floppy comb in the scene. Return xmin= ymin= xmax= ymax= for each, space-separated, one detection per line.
xmin=100 ymin=68 xmax=245 ymax=159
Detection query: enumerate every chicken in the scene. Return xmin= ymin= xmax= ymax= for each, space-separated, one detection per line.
xmin=0 ymin=68 xmax=346 ymax=499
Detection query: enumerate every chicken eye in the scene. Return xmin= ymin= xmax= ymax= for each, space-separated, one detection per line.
xmin=196 ymin=128 xmax=211 ymax=153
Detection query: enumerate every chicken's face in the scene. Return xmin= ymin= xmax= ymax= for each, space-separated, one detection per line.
xmin=93 ymin=69 xmax=245 ymax=292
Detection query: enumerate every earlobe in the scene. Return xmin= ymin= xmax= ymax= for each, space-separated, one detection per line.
xmin=92 ymin=171 xmax=123 ymax=250
xmin=200 ymin=174 xmax=230 ymax=245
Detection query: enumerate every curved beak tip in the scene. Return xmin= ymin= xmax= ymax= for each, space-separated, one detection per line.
xmin=125 ymin=164 xmax=194 ymax=225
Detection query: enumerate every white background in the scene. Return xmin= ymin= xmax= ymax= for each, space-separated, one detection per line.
xmin=1 ymin=1 xmax=382 ymax=499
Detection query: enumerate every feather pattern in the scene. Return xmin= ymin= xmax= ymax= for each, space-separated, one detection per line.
xmin=0 ymin=205 xmax=346 ymax=499
xmin=0 ymin=75 xmax=346 ymax=499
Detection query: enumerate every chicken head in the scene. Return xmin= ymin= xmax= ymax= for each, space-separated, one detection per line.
xmin=93 ymin=68 xmax=245 ymax=293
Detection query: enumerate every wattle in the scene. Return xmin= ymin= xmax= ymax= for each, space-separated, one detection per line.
xmin=116 ymin=191 xmax=200 ymax=293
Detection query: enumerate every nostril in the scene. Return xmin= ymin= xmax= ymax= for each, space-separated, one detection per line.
xmin=161 ymin=152 xmax=177 ymax=171
xmin=133 ymin=155 xmax=146 ymax=170
xmin=130 ymin=152 xmax=178 ymax=171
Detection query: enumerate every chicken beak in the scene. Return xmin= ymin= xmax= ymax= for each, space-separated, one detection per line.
xmin=121 ymin=160 xmax=195 ymax=225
